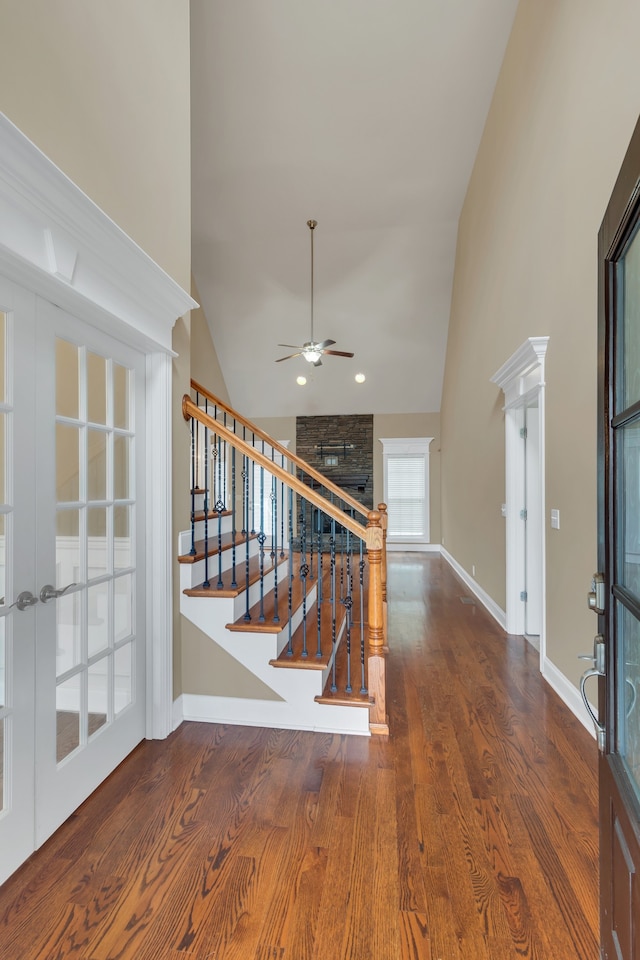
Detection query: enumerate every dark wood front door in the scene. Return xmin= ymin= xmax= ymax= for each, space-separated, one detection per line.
xmin=598 ymin=115 xmax=640 ymax=960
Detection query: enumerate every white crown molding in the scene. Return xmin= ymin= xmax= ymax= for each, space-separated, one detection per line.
xmin=490 ymin=337 xmax=549 ymax=407
xmin=0 ymin=113 xmax=196 ymax=352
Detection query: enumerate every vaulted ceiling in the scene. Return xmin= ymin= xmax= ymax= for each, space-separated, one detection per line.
xmin=190 ymin=1 xmax=519 ymax=419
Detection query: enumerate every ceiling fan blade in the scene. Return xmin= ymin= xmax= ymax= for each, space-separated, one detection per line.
xmin=317 ymin=339 xmax=336 ymax=349
xmin=322 ymin=349 xmax=355 ymax=358
xmin=275 ymin=352 xmax=302 ymax=362
xmin=313 ymin=357 xmax=323 ymax=367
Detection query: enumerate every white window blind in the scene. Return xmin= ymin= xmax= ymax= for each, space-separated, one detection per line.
xmin=380 ymin=438 xmax=433 ymax=546
xmin=387 ymin=454 xmax=426 ymax=537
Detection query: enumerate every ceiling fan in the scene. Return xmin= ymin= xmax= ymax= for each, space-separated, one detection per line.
xmin=275 ymin=219 xmax=355 ymax=367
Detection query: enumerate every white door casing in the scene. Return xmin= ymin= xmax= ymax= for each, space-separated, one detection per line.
xmin=491 ymin=338 xmax=548 ymax=656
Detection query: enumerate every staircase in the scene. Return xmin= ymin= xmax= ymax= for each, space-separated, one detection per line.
xmin=178 ymin=381 xmax=389 ymax=737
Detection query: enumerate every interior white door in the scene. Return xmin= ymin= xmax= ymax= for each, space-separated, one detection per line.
xmin=34 ymin=300 xmax=146 ymax=845
xmin=0 ymin=278 xmax=38 ymax=884
xmin=0 ymin=279 xmax=147 ymax=884
xmin=524 ymin=404 xmax=542 ymax=637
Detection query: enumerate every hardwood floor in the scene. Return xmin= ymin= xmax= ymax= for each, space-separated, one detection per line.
xmin=0 ymin=554 xmax=599 ymax=959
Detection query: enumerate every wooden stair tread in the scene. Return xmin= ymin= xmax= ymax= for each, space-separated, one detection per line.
xmin=226 ymin=569 xmax=316 ymax=634
xmin=315 ymin=631 xmax=375 ymax=707
xmin=191 ymin=508 xmax=232 ymax=522
xmin=183 ymin=553 xmax=287 ymax=598
xmin=178 ymin=530 xmax=256 ymax=564
xmin=269 ymin=599 xmax=348 ymax=669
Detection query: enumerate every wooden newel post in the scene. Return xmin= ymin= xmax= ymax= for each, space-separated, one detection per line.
xmin=366 ymin=511 xmax=384 ymax=650
xmin=378 ymin=503 xmax=388 ymax=603
xmin=366 ymin=511 xmax=389 ymax=735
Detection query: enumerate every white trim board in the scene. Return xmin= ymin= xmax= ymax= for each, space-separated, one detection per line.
xmin=179 ymin=694 xmax=371 ymax=737
xmin=440 ymin=546 xmax=507 ymax=631
xmin=386 ymin=542 xmax=440 ymax=553
xmin=541 ymin=656 xmax=596 ymax=739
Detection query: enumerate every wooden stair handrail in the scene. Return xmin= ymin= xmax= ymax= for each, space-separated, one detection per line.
xmin=190 ymin=378 xmax=368 ymax=520
xmin=183 ymin=395 xmax=375 ymax=543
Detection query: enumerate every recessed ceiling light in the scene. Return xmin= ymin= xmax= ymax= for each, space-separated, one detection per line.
xmin=355 ymin=373 xmax=366 ymax=383
xmin=296 ymin=375 xmax=307 ymax=386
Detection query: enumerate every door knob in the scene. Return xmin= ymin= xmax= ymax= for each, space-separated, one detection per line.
xmin=39 ymin=582 xmax=79 ymax=604
xmin=1 ymin=590 xmax=39 ymax=612
xmin=578 ymin=634 xmax=606 ymax=750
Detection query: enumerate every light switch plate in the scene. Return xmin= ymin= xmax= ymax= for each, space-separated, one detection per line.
xmin=551 ymin=509 xmax=560 ymax=529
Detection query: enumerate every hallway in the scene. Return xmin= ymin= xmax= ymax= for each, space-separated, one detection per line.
xmin=0 ymin=554 xmax=599 ymax=959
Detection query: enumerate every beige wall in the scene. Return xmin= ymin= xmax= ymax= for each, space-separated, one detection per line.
xmin=0 ymin=0 xmax=191 ymax=289
xmin=190 ymin=278 xmax=231 ymax=403
xmin=441 ymin=0 xmax=640 ymax=688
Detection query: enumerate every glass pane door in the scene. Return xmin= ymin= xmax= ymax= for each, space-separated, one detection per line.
xmin=34 ymin=302 xmax=145 ymax=847
xmin=613 ymin=225 xmax=640 ymax=807
xmin=0 ymin=280 xmax=37 ymax=885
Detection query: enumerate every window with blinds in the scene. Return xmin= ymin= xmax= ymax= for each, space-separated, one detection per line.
xmin=387 ymin=454 xmax=426 ymax=537
xmin=380 ymin=438 xmax=433 ymax=545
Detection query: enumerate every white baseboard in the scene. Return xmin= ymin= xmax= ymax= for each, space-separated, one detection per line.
xmin=386 ymin=541 xmax=441 ymax=553
xmin=440 ymin=546 xmax=507 ymax=630
xmin=180 ymin=693 xmax=370 ymax=736
xmin=541 ymin=656 xmax=596 ymax=739
xmin=439 ymin=547 xmax=596 ymax=740
xmin=172 ymin=695 xmax=184 ymax=732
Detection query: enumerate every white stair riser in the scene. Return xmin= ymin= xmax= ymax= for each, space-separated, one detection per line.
xmin=179 ymin=694 xmax=371 ymax=736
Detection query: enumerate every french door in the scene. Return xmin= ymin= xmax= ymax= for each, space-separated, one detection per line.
xmin=596 ymin=116 xmax=640 ymax=960
xmin=0 ymin=277 xmax=146 ymax=884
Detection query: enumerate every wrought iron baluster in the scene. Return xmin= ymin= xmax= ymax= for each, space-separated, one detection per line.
xmin=195 ymin=390 xmax=200 ymax=490
xmin=343 ymin=530 xmax=353 ymax=692
xmin=202 ymin=408 xmax=210 ymax=590
xmin=287 ymin=486 xmax=294 ymax=656
xmin=215 ymin=432 xmax=225 ymax=589
xmin=299 ymin=501 xmax=309 ymax=658
xmin=316 ymin=507 xmax=323 ymax=659
xmin=280 ymin=458 xmax=285 ymax=558
xmin=250 ymin=434 xmax=256 ymax=534
xmin=189 ymin=412 xmax=196 ymax=556
xmin=359 ymin=540 xmax=367 ymax=694
xmin=231 ymin=445 xmax=237 ymax=589
xmin=271 ymin=472 xmax=279 ymax=623
xmin=330 ymin=518 xmax=337 ymax=691
xmin=309 ymin=500 xmax=315 ymax=581
xmin=243 ymin=454 xmax=251 ymax=621
xmin=317 ymin=501 xmax=323 ymax=604
xmin=258 ymin=462 xmax=266 ymax=622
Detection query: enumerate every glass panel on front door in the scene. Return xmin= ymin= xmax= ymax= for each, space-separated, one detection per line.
xmin=55 ymin=338 xmax=136 ymax=764
xmin=613 ymin=223 xmax=640 ymax=806
xmin=0 ymin=312 xmax=7 ymax=810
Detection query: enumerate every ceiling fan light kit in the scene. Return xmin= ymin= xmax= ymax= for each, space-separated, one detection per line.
xmin=275 ymin=219 xmax=355 ymax=368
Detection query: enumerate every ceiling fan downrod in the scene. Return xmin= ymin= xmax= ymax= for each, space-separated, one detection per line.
xmin=307 ymin=219 xmax=317 ymax=345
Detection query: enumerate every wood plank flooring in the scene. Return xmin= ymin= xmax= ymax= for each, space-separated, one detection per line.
xmin=0 ymin=554 xmax=599 ymax=959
